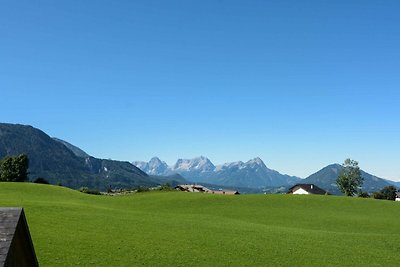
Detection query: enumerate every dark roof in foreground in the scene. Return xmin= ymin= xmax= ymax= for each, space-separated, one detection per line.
xmin=0 ymin=208 xmax=38 ymax=267
xmin=287 ymin=184 xmax=329 ymax=195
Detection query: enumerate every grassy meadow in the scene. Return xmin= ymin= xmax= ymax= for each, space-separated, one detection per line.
xmin=0 ymin=183 xmax=399 ymax=266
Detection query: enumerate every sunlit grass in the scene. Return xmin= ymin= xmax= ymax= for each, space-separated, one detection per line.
xmin=0 ymin=183 xmax=399 ymax=266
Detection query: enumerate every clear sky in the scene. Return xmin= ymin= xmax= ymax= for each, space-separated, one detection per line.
xmin=1 ymin=0 xmax=399 ymax=180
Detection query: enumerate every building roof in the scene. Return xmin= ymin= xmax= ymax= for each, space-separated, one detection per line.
xmin=287 ymin=184 xmax=329 ymax=195
xmin=175 ymin=184 xmax=240 ymax=195
xmin=175 ymin=184 xmax=212 ymax=193
xmin=0 ymin=208 xmax=38 ymax=266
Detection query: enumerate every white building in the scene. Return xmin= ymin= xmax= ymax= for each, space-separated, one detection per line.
xmin=287 ymin=184 xmax=329 ymax=195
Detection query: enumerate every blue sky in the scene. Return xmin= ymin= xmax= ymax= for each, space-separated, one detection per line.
xmin=1 ymin=0 xmax=399 ymax=180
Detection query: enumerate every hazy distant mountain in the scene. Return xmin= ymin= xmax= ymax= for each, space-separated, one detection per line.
xmin=133 ymin=157 xmax=169 ymax=176
xmin=149 ymin=173 xmax=187 ymax=185
xmin=303 ymin=164 xmax=393 ymax=194
xmin=173 ymin=156 xmax=216 ymax=172
xmin=133 ymin=156 xmax=301 ymax=188
xmin=133 ymin=156 xmax=215 ymax=179
xmin=53 ymin=137 xmax=90 ymax=158
xmin=0 ymin=123 xmax=184 ymax=190
xmin=211 ymin=157 xmax=301 ymax=188
xmin=170 ymin=156 xmax=216 ymax=182
xmin=384 ymin=179 xmax=400 ymax=188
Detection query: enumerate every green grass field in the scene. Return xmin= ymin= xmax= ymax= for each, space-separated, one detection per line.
xmin=0 ymin=183 xmax=399 ymax=266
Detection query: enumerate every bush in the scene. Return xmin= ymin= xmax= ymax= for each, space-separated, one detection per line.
xmin=136 ymin=186 xmax=150 ymax=193
xmin=33 ymin=177 xmax=50 ymax=184
xmin=373 ymin=186 xmax=397 ymax=201
xmin=358 ymin=192 xmax=370 ymax=198
xmin=79 ymin=187 xmax=101 ymax=195
xmin=380 ymin=186 xmax=397 ymax=201
xmin=373 ymin=192 xmax=384 ymax=199
xmin=107 ymin=185 xmax=113 ymax=193
xmin=158 ymin=183 xmax=173 ymax=191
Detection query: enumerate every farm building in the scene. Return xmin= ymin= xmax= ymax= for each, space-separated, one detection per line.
xmin=175 ymin=184 xmax=240 ymax=195
xmin=396 ymin=192 xmax=400 ymax=201
xmin=287 ymin=184 xmax=328 ymax=195
xmin=0 ymin=208 xmax=38 ymax=267
xmin=175 ymin=184 xmax=212 ymax=193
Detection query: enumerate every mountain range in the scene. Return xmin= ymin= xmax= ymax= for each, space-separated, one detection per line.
xmin=0 ymin=123 xmax=398 ymax=194
xmin=0 ymin=123 xmax=186 ymax=190
xmin=134 ymin=157 xmax=398 ymax=194
xmin=134 ymin=156 xmax=302 ymax=188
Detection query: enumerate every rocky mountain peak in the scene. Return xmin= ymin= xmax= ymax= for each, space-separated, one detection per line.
xmin=173 ymin=156 xmax=215 ymax=172
xmin=246 ymin=157 xmax=267 ymax=168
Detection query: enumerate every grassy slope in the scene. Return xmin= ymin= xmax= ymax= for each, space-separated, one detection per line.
xmin=0 ymin=183 xmax=399 ymax=266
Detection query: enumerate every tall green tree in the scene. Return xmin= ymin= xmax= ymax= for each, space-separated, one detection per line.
xmin=0 ymin=154 xmax=29 ymax=182
xmin=336 ymin=158 xmax=363 ymax=196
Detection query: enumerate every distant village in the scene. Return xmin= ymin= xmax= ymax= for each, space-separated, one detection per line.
xmin=174 ymin=183 xmax=330 ymax=196
xmin=175 ymin=183 xmax=400 ymax=201
xmin=175 ymin=184 xmax=240 ymax=195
